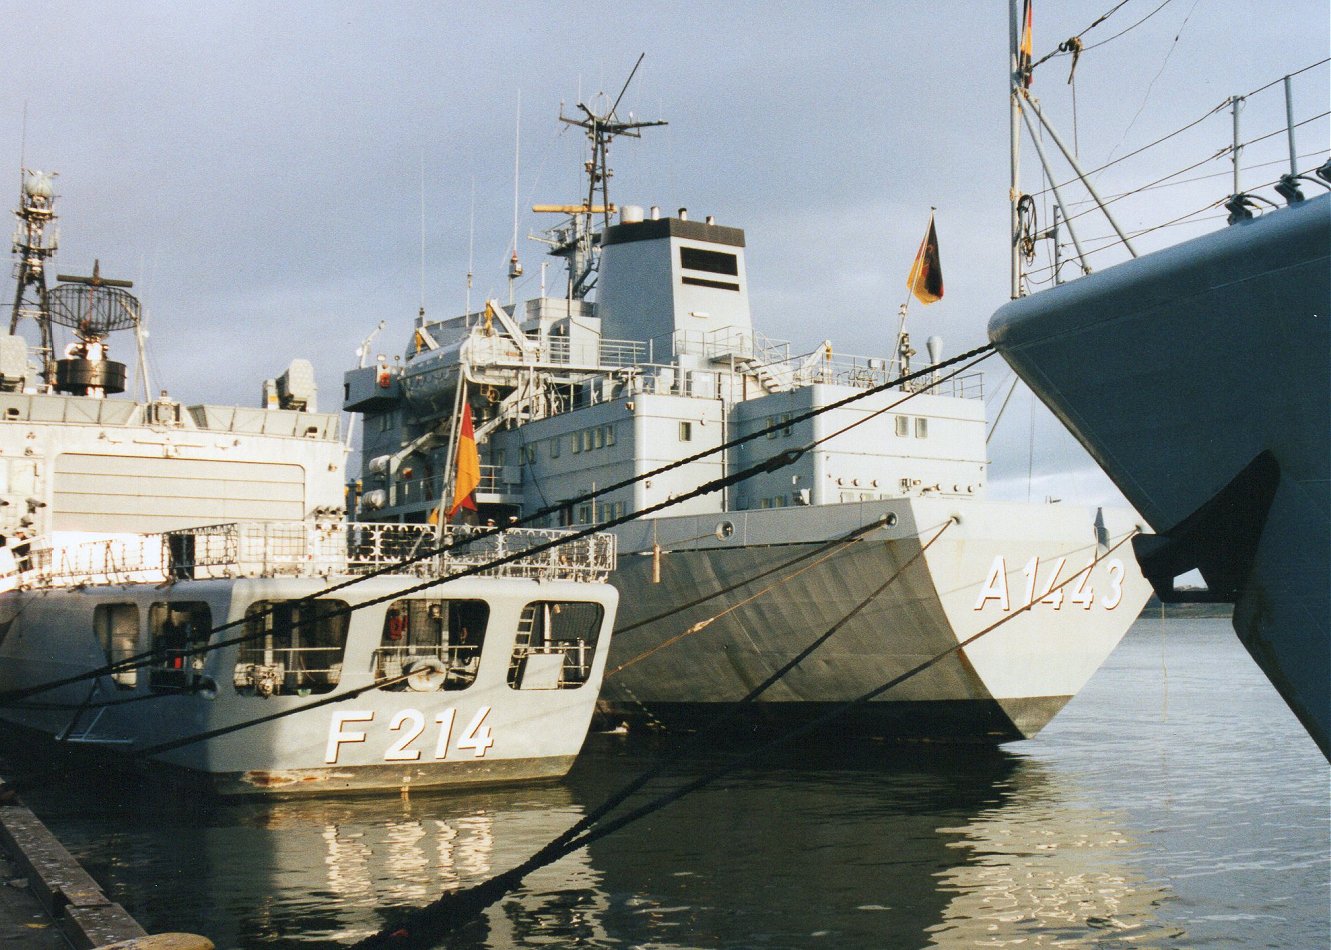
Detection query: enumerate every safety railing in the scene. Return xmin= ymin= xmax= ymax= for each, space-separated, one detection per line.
xmin=3 ymin=520 xmax=616 ymax=589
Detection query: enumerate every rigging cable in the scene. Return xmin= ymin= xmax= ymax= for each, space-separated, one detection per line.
xmin=0 ymin=346 xmax=997 ymax=710
xmin=1027 ymin=59 xmax=1329 ymax=203
xmin=1101 ymin=0 xmax=1203 ymax=167
xmin=606 ymin=518 xmax=906 ymax=678
xmin=348 ymin=527 xmax=1140 ymax=949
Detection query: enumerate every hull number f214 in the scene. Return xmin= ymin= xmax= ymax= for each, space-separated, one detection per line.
xmin=973 ymin=556 xmax=1124 ymax=612
xmin=324 ymin=706 xmax=495 ymax=764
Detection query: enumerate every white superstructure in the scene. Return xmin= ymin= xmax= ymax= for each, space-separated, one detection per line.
xmin=347 ymin=97 xmax=1151 ymax=744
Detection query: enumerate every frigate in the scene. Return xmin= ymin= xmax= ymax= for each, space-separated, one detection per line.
xmin=347 ymin=92 xmax=1152 ymax=744
xmin=0 ymin=170 xmax=619 ymax=793
xmin=989 ymin=5 xmax=1328 ymax=758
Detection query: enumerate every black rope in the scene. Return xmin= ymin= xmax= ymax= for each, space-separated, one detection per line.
xmin=0 ymin=344 xmax=996 ymax=708
xmin=349 ymin=528 xmax=1138 ymax=948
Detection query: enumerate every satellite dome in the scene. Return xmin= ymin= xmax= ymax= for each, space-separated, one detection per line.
xmin=23 ymin=172 xmax=53 ymax=200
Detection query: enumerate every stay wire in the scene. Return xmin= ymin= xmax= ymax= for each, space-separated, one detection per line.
xmin=1026 ymin=60 xmax=1329 ymax=202
xmin=613 ymin=519 xmax=883 ymax=638
xmin=351 ymin=527 xmax=1139 ymax=949
xmin=1023 ymin=149 xmax=1328 ymax=283
xmin=0 ymin=343 xmax=994 ymax=708
xmin=1039 ymin=112 xmax=1328 ymax=235
xmin=606 ymin=518 xmax=904 ymax=678
xmin=95 ymin=361 xmax=989 ymax=760
xmin=1031 ymin=0 xmax=1175 ymax=75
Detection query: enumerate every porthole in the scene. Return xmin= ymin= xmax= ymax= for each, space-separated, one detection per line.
xmin=715 ymin=520 xmax=735 ymax=540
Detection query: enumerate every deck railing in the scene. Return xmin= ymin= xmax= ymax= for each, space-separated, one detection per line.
xmin=8 ymin=520 xmax=615 ymax=589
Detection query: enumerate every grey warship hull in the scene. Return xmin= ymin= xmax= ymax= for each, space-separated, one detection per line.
xmin=601 ymin=497 xmax=1147 ymax=742
xmin=989 ymin=193 xmax=1330 ymax=757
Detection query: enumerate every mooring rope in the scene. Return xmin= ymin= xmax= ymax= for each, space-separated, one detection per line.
xmin=0 ymin=345 xmax=996 ymax=708
xmin=605 ymin=520 xmax=888 ymax=678
xmin=354 ymin=519 xmax=1151 ymax=950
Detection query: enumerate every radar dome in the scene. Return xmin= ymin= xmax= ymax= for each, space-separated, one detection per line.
xmin=23 ymin=172 xmax=53 ymax=200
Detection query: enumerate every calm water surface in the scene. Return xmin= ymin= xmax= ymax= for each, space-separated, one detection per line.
xmin=7 ymin=617 xmax=1328 ymax=948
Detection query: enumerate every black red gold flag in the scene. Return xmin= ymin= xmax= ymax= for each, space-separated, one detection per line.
xmin=1018 ymin=0 xmax=1034 ymax=88
xmin=906 ymin=213 xmax=944 ymax=306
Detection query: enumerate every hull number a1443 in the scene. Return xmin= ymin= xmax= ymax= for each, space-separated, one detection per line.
xmin=973 ymin=556 xmax=1124 ymax=612
xmin=325 ymin=707 xmax=495 ymax=763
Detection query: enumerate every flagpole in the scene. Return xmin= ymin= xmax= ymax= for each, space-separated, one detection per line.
xmin=897 ymin=206 xmax=939 ymax=389
xmin=436 ymin=376 xmax=469 ymax=540
xmin=1009 ymin=0 xmax=1023 ymax=299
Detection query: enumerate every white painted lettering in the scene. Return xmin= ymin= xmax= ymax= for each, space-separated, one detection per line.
xmin=433 ymin=709 xmax=457 ymax=760
xmin=1102 ymin=559 xmax=1125 ymax=609
xmin=1021 ymin=556 xmax=1040 ymax=608
xmin=1069 ymin=558 xmax=1096 ymax=610
xmin=974 ymin=556 xmax=1011 ymax=611
xmin=325 ymin=710 xmax=375 ymax=764
xmin=385 ymin=709 xmax=426 ymax=761
xmin=1039 ymin=557 xmax=1067 ymax=609
xmin=457 ymin=706 xmax=495 ymax=758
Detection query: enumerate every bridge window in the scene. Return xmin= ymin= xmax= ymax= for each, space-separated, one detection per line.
xmin=680 ymin=246 xmax=739 ymax=276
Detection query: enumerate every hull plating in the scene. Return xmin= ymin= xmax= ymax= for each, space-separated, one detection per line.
xmin=989 ymin=194 xmax=1330 ymax=756
xmin=602 ymin=498 xmax=1149 ymax=742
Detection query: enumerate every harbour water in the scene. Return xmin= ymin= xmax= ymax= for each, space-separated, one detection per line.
xmin=4 ymin=616 xmax=1327 ymax=948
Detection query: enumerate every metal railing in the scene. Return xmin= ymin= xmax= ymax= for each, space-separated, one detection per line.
xmin=4 ymin=521 xmax=616 ymax=589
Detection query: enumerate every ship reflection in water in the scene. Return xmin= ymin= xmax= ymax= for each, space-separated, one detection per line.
xmin=10 ymin=620 xmax=1326 ymax=948
xmin=930 ymin=776 xmax=1177 ymax=947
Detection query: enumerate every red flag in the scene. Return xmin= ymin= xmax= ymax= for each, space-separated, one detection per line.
xmin=906 ymin=213 xmax=944 ymax=306
xmin=447 ymin=403 xmax=481 ymax=519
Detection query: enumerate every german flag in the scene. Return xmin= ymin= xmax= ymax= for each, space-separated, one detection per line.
xmin=447 ymin=402 xmax=481 ymax=519
xmin=1018 ymin=0 xmax=1034 ymax=89
xmin=906 ymin=212 xmax=944 ymax=306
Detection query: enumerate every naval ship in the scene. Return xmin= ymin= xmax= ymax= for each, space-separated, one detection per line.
xmin=0 ymin=170 xmax=619 ymax=793
xmin=347 ymin=95 xmax=1151 ymax=744
xmin=989 ymin=7 xmax=1328 ymax=758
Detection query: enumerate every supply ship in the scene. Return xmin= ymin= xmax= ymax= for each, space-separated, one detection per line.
xmin=346 ymin=94 xmax=1151 ymax=744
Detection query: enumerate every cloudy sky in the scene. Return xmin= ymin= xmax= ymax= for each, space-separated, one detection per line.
xmin=1 ymin=1 xmax=1326 ymax=504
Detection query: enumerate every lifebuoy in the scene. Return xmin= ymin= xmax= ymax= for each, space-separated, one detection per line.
xmin=404 ymin=656 xmax=447 ymax=692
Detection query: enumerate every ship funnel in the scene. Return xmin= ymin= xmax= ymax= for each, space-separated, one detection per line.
xmin=927 ymin=335 xmax=943 ymax=366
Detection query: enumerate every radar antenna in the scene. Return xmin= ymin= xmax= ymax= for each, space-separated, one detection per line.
xmin=536 ymin=54 xmax=667 ymax=299
xmin=42 ymin=260 xmax=138 ymax=397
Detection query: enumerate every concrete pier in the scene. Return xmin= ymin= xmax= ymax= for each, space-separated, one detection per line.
xmin=0 ymin=780 xmax=212 ymax=949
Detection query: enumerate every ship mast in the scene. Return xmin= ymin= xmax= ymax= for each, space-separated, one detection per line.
xmin=9 ymin=169 xmax=58 ymax=384
xmin=535 ymin=54 xmax=666 ymax=300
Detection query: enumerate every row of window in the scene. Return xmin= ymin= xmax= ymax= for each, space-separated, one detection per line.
xmin=518 ymin=424 xmax=620 ymax=466
xmin=91 ymin=597 xmax=603 ymax=697
xmin=896 ymin=415 xmax=929 ymax=438
xmin=568 ymin=500 xmax=628 ymax=526
xmin=765 ymin=413 xmax=795 ymax=438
